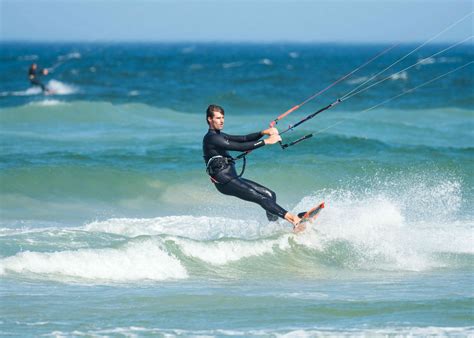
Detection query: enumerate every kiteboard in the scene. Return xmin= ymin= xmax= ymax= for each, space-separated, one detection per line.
xmin=293 ymin=201 xmax=325 ymax=233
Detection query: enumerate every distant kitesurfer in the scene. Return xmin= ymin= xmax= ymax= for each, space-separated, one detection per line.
xmin=28 ymin=63 xmax=50 ymax=94
xmin=203 ymin=104 xmax=305 ymax=232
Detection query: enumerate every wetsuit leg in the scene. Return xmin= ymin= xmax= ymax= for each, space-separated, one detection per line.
xmin=241 ymin=178 xmax=279 ymax=221
xmin=266 ymin=211 xmax=279 ymax=222
xmin=31 ymin=79 xmax=46 ymax=92
xmin=215 ymin=178 xmax=287 ymax=219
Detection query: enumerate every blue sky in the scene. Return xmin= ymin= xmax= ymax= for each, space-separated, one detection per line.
xmin=1 ymin=0 xmax=472 ymax=43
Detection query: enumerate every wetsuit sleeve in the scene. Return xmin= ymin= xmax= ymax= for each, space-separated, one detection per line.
xmin=225 ymin=132 xmax=263 ymax=142
xmin=210 ymin=133 xmax=265 ymax=152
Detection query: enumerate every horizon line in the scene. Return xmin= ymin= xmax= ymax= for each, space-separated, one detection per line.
xmin=2 ymin=39 xmax=473 ymax=46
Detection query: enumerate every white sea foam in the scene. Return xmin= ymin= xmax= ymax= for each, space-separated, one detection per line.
xmin=46 ymin=80 xmax=77 ymax=95
xmin=289 ymin=52 xmax=299 ymax=58
xmin=389 ymin=71 xmax=408 ymax=80
xmin=275 ymin=327 xmax=474 ymax=337
xmin=172 ymin=235 xmax=291 ymax=265
xmin=291 ymin=176 xmax=472 ymax=271
xmin=58 ymin=52 xmax=81 ymax=61
xmin=0 ymin=239 xmax=187 ymax=282
xmin=223 ymin=61 xmax=244 ymax=69
xmin=346 ymin=76 xmax=369 ymax=85
xmin=85 ymin=215 xmax=281 ymax=240
xmin=0 ymin=227 xmax=37 ymax=237
xmin=438 ymin=56 xmax=462 ymax=63
xmin=414 ymin=56 xmax=462 ymax=68
xmin=0 ymin=87 xmax=42 ymax=97
xmin=418 ymin=57 xmax=436 ymax=65
xmin=29 ymin=99 xmax=66 ymax=106
xmin=43 ymin=326 xmax=474 ymax=337
xmin=299 ymin=194 xmax=430 ymax=270
xmin=259 ymin=58 xmax=273 ymax=65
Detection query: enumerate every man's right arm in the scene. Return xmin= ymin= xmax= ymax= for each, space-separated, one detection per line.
xmin=210 ymin=133 xmax=265 ymax=152
xmin=225 ymin=127 xmax=279 ymax=143
xmin=225 ymin=132 xmax=262 ymax=143
xmin=210 ymin=133 xmax=281 ymax=151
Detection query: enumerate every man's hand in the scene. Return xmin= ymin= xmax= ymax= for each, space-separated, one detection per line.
xmin=264 ymin=134 xmax=282 ymax=145
xmin=261 ymin=127 xmax=279 ymax=136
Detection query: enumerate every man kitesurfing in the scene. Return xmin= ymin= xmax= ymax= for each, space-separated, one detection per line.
xmin=28 ymin=63 xmax=52 ymax=94
xmin=203 ymin=104 xmax=313 ymax=233
xmin=202 ymin=14 xmax=472 ymax=233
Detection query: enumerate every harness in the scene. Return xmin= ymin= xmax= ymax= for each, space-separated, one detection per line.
xmin=205 ymin=154 xmax=247 ymax=184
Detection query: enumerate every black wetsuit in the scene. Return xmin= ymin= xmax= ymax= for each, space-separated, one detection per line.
xmin=28 ymin=67 xmax=47 ymax=92
xmin=202 ymin=128 xmax=287 ymax=221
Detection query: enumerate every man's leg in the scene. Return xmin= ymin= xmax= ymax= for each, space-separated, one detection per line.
xmin=215 ymin=178 xmax=287 ymax=220
xmin=215 ymin=178 xmax=303 ymax=231
xmin=31 ymin=79 xmax=47 ymax=92
xmin=241 ymin=178 xmax=279 ymax=221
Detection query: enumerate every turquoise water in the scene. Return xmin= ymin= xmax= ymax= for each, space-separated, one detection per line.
xmin=0 ymin=43 xmax=473 ymax=336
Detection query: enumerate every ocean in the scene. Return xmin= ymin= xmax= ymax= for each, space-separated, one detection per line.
xmin=0 ymin=42 xmax=473 ymax=336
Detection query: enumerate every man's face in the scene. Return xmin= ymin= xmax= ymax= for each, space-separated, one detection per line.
xmin=208 ymin=111 xmax=224 ymax=130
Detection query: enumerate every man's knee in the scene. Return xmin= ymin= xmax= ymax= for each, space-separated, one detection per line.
xmin=257 ymin=185 xmax=276 ymax=201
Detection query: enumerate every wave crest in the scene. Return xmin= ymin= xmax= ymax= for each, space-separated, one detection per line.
xmin=0 ymin=239 xmax=187 ymax=282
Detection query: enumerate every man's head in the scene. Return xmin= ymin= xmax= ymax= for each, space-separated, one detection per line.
xmin=206 ymin=104 xmax=225 ymax=130
xmin=31 ymin=63 xmax=37 ymax=69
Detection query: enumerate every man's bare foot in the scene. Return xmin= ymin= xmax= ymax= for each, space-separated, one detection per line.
xmin=293 ymin=222 xmax=306 ymax=233
xmin=284 ymin=212 xmax=305 ymax=233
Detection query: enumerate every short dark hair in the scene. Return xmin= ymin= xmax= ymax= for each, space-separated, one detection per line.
xmin=206 ymin=104 xmax=224 ymax=124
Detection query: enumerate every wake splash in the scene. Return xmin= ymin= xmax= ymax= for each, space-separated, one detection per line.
xmin=44 ymin=80 xmax=77 ymax=95
xmin=0 ymin=80 xmax=77 ymax=97
xmin=0 ymin=175 xmax=471 ymax=283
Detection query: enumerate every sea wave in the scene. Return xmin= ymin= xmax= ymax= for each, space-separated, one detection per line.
xmin=1 ymin=101 xmax=471 ymax=148
xmin=1 ymin=99 xmax=472 ymax=126
xmin=1 ymin=176 xmax=472 ymax=283
xmin=0 ymin=100 xmax=199 ymax=127
xmin=40 ymin=325 xmax=474 ymax=337
xmin=0 ymin=239 xmax=187 ymax=282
